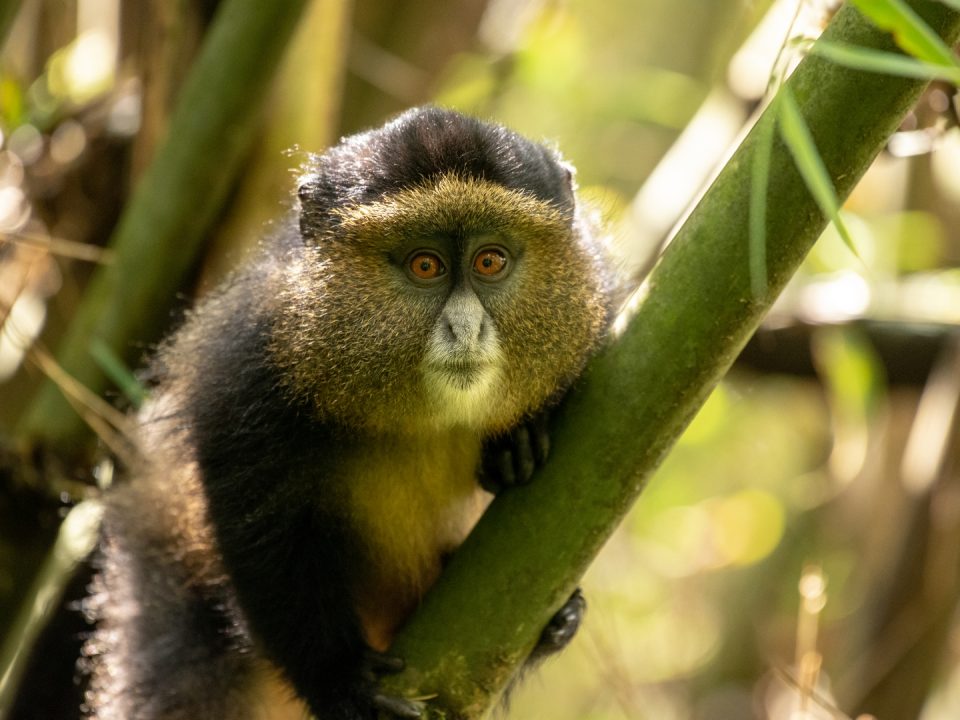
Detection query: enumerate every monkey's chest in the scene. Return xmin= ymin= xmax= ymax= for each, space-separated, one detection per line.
xmin=342 ymin=433 xmax=491 ymax=650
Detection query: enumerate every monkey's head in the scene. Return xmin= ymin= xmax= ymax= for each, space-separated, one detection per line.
xmin=268 ymin=107 xmax=613 ymax=435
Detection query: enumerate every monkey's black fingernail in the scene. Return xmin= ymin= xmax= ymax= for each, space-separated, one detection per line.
xmin=533 ymin=588 xmax=587 ymax=658
xmin=512 ymin=425 xmax=536 ymax=483
xmin=372 ymin=693 xmax=424 ymax=718
xmin=531 ymin=413 xmax=551 ymax=464
xmin=495 ymin=450 xmax=515 ymax=487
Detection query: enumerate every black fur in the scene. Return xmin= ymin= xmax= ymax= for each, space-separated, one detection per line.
xmin=299 ymin=107 xmax=575 ymax=236
xmin=184 ymin=289 xmax=361 ymax=714
xmin=93 ymin=268 xmax=393 ymax=718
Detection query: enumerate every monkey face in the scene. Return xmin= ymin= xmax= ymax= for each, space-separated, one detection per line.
xmin=267 ymin=109 xmax=612 ymax=437
xmin=409 ymin=239 xmax=506 ymax=420
xmin=269 ymin=173 xmax=609 ymax=437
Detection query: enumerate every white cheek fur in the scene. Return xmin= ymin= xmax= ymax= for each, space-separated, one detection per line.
xmin=421 ymin=361 xmax=504 ymax=429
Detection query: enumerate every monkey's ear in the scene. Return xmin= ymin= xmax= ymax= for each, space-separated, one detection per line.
xmin=559 ymin=159 xmax=576 ymax=190
xmin=556 ymin=159 xmax=578 ymax=214
xmin=296 ymin=173 xmax=329 ymax=242
xmin=297 ymin=173 xmax=320 ymax=203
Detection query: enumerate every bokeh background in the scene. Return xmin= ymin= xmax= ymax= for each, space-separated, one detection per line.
xmin=2 ymin=1 xmax=960 ymax=718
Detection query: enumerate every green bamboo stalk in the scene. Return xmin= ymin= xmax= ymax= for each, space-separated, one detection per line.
xmin=382 ymin=1 xmax=960 ymax=716
xmin=17 ymin=0 xmax=310 ymax=450
xmin=0 ymin=0 xmax=21 ymax=50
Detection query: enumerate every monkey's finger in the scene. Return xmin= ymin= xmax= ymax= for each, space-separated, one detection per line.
xmin=478 ymin=447 xmax=507 ymax=493
xmin=511 ymin=425 xmax=536 ymax=483
xmin=530 ymin=411 xmax=551 ymax=464
xmin=372 ymin=693 xmax=425 ymax=718
xmin=362 ymin=649 xmax=405 ymax=678
xmin=494 ymin=447 xmax=516 ymax=488
xmin=533 ymin=587 xmax=587 ymax=658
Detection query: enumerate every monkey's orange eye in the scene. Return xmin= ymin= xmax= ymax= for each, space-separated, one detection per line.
xmin=473 ymin=249 xmax=507 ymax=277
xmin=409 ymin=252 xmax=446 ymax=280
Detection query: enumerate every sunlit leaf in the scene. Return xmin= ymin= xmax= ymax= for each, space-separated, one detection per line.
xmin=935 ymin=0 xmax=960 ymax=11
xmin=813 ymin=326 xmax=885 ymax=426
xmin=848 ymin=0 xmax=960 ymax=66
xmin=0 ymin=75 xmax=25 ymax=127
xmin=709 ymin=489 xmax=785 ymax=567
xmin=776 ymin=87 xmax=860 ymax=260
xmin=810 ymin=39 xmax=960 ymax=82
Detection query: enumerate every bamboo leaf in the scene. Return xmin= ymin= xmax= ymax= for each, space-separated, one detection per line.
xmin=777 ymin=86 xmax=860 ymax=260
xmin=89 ymin=339 xmax=147 ymax=410
xmin=849 ymin=0 xmax=960 ymax=66
xmin=811 ymin=39 xmax=960 ymax=82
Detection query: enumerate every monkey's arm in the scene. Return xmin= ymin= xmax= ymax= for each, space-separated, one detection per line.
xmin=201 ymin=450 xmax=421 ymax=719
xmin=182 ymin=305 xmax=420 ymax=718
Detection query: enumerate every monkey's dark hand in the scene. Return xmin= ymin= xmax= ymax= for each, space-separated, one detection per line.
xmin=359 ymin=650 xmax=424 ymax=719
xmin=479 ymin=410 xmax=551 ymax=493
xmin=362 ymin=649 xmax=424 ymax=718
xmin=529 ymin=588 xmax=586 ymax=662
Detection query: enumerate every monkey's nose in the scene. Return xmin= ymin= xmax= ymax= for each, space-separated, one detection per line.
xmin=442 ymin=313 xmax=487 ymax=348
xmin=439 ymin=288 xmax=490 ymax=351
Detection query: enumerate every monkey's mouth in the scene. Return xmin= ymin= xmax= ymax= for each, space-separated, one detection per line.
xmin=422 ymin=342 xmax=502 ymax=396
xmin=424 ymin=358 xmax=497 ymax=389
xmin=421 ymin=355 xmax=503 ymax=426
xmin=431 ymin=360 xmax=488 ymax=381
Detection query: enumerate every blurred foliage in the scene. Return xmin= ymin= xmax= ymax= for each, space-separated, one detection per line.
xmin=435 ymin=0 xmax=763 ymax=199
xmin=2 ymin=0 xmax=960 ymax=719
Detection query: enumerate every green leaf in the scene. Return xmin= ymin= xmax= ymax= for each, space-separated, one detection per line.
xmin=777 ymin=87 xmax=860 ymax=260
xmin=936 ymin=0 xmax=960 ymax=12
xmin=811 ymin=39 xmax=960 ymax=82
xmin=849 ymin=0 xmax=960 ymax=66
xmin=813 ymin=327 xmax=886 ymax=426
xmin=90 ymin=339 xmax=147 ymax=409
